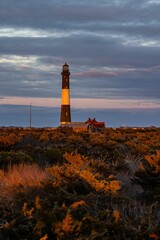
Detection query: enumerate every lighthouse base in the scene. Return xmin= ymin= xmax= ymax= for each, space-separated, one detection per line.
xmin=60 ymin=105 xmax=71 ymax=124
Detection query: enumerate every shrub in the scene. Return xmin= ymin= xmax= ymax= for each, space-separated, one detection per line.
xmin=0 ymin=151 xmax=33 ymax=170
xmin=0 ymin=164 xmax=51 ymax=201
xmin=47 ymin=152 xmax=121 ymax=195
xmin=132 ymin=151 xmax=160 ymax=202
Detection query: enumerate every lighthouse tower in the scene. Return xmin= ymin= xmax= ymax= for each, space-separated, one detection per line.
xmin=60 ymin=63 xmax=71 ymax=124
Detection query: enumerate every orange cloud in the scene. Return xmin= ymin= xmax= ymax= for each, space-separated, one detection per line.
xmin=0 ymin=96 xmax=160 ymax=109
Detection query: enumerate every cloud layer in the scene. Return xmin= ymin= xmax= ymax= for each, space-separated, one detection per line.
xmin=0 ymin=0 xmax=160 ymax=126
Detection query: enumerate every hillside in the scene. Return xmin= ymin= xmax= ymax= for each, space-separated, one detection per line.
xmin=0 ymin=127 xmax=160 ymax=239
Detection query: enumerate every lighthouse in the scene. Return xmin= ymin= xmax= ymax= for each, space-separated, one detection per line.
xmin=60 ymin=63 xmax=71 ymax=124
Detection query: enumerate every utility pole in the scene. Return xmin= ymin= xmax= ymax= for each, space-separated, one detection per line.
xmin=30 ymin=103 xmax=32 ymax=128
xmin=29 ymin=103 xmax=32 ymax=148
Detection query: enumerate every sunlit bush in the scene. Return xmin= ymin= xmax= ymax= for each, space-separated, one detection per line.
xmin=0 ymin=164 xmax=50 ymax=201
xmin=48 ymin=152 xmax=121 ymax=195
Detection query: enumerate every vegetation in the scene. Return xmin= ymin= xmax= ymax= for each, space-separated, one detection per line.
xmin=0 ymin=126 xmax=160 ymax=239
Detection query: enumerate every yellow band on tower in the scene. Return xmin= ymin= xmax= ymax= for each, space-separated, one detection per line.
xmin=61 ymin=89 xmax=70 ymax=105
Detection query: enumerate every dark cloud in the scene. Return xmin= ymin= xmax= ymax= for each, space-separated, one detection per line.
xmin=0 ymin=0 xmax=160 ymax=29
xmin=0 ymin=0 xmax=160 ymax=127
xmin=0 ymin=61 xmax=56 ymax=97
xmin=0 ymin=35 xmax=160 ymax=67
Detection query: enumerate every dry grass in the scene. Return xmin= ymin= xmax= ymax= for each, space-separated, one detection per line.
xmin=0 ymin=164 xmax=51 ymax=202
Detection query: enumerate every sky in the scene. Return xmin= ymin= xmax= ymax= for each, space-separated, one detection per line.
xmin=0 ymin=0 xmax=160 ymax=127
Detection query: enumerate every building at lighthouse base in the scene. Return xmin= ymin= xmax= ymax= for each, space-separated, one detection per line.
xmin=59 ymin=118 xmax=105 ymax=133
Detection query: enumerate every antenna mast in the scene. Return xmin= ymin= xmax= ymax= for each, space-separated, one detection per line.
xmin=30 ymin=104 xmax=32 ymax=128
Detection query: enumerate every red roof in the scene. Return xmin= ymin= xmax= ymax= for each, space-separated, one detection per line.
xmin=85 ymin=118 xmax=105 ymax=128
xmin=94 ymin=122 xmax=105 ymax=127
